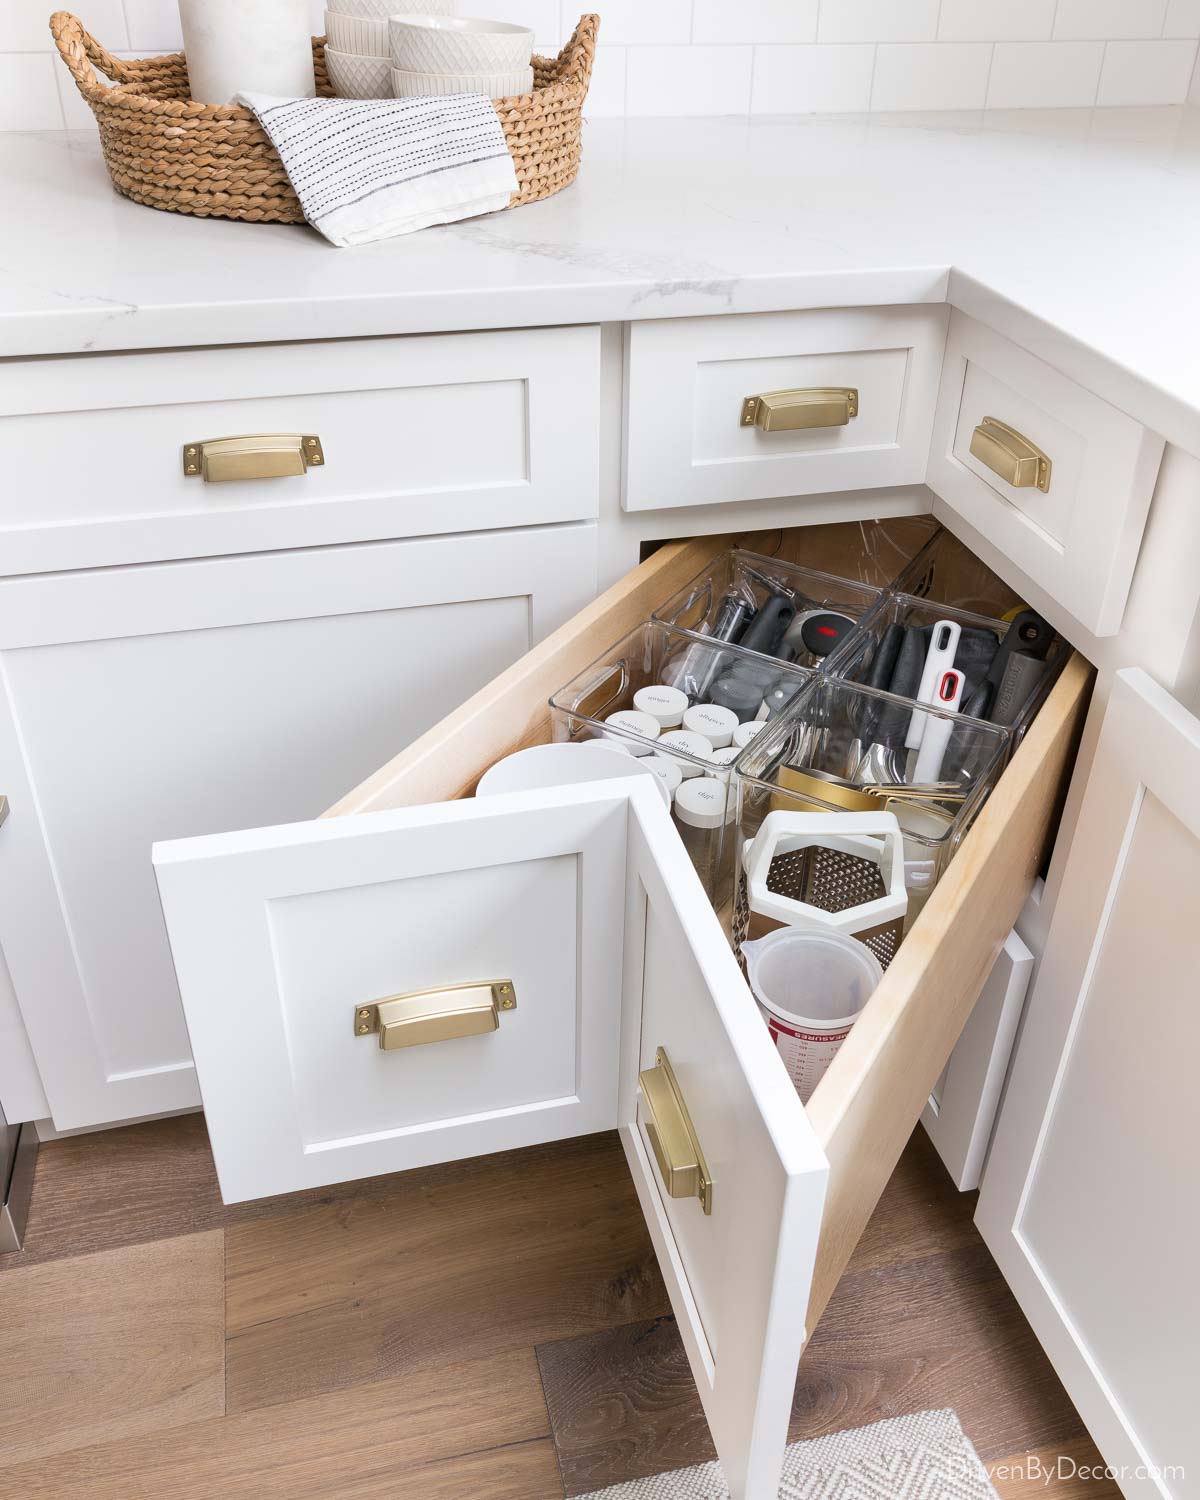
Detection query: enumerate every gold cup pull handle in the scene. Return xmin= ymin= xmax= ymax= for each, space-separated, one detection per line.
xmin=740 ymin=387 xmax=858 ymax=433
xmin=969 ymin=417 xmax=1051 ymax=493
xmin=182 ymin=434 xmax=325 ymax=482
xmin=354 ymin=981 xmax=516 ymax=1050
xmin=638 ymin=1047 xmax=713 ymax=1214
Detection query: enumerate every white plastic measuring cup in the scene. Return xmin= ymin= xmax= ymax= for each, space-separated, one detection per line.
xmin=742 ymin=928 xmax=883 ymax=1103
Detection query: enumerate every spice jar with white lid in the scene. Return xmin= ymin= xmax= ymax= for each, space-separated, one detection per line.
xmin=657 ymin=729 xmax=715 ymax=777
xmin=673 ymin=775 xmax=735 ymax=896
xmin=733 ymin=720 xmax=766 ymax=750
xmin=603 ymin=709 xmax=661 ymax=754
xmin=682 ymin=701 xmax=739 ymax=749
xmin=633 ymin=684 xmax=689 ymax=729
xmin=642 ymin=753 xmax=684 ymax=799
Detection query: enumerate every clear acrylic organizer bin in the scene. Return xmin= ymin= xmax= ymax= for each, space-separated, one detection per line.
xmin=825 ymin=591 xmax=1069 ymax=750
xmin=729 ymin=674 xmax=1011 ymax=962
xmin=548 ymin=621 xmax=816 ymax=900
xmin=895 ymin=524 xmax=1029 ymax=616
xmin=651 ymin=549 xmax=885 ymax=671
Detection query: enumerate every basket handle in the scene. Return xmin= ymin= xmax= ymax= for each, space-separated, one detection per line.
xmin=50 ymin=11 xmax=138 ymax=97
xmin=558 ymin=13 xmax=599 ymax=82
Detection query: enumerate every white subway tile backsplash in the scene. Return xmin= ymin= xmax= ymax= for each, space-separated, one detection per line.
xmin=751 ymin=43 xmax=874 ymax=113
xmin=469 ymin=0 xmax=561 ymax=51
xmin=937 ymin=0 xmax=1054 ymax=42
xmin=1098 ymin=38 xmax=1199 ymax=103
xmin=581 ymin=45 xmax=627 ymax=117
xmin=122 ymin=0 xmax=183 ymax=53
xmin=694 ymin=0 xmax=818 ymax=45
xmin=588 ymin=0 xmax=691 ymax=48
xmin=818 ymin=0 xmax=940 ymax=45
xmin=987 ymin=40 xmax=1104 ymax=107
xmin=871 ymin=41 xmax=992 ymax=111
xmin=7 ymin=0 xmax=1200 ymax=128
xmin=1163 ymin=0 xmax=1200 ymax=38
xmin=12 ymin=0 xmax=128 ymax=51
xmin=626 ymin=44 xmax=752 ymax=115
xmin=1053 ymin=0 xmax=1167 ymax=41
xmin=0 ymin=53 xmax=64 ymax=129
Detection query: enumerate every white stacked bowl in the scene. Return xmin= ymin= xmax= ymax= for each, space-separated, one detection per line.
xmin=389 ymin=14 xmax=534 ymax=99
xmin=324 ymin=0 xmax=456 ymax=97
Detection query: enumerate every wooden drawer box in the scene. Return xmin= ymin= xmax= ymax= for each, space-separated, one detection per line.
xmin=623 ymin=308 xmax=946 ymax=512
xmin=0 ymin=326 xmax=599 ymax=575
xmin=152 ymin=525 xmax=1089 ymax=1500
xmin=927 ymin=313 xmax=1163 ymax=638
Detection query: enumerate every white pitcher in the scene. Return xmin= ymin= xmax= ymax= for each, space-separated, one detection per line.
xmin=179 ymin=0 xmax=315 ymax=105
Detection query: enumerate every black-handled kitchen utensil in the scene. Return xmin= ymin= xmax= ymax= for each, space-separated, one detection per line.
xmin=986 ymin=609 xmax=1054 ymax=689
xmin=737 ymin=595 xmax=795 ymax=657
xmin=782 ymin=608 xmax=857 ymax=662
xmin=991 ymin=651 xmax=1049 ymax=727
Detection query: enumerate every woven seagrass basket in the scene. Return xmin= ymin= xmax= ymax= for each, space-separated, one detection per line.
xmin=50 ymin=10 xmax=598 ymax=225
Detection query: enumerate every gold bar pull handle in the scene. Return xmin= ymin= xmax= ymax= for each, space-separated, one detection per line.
xmin=182 ymin=434 xmax=325 ymax=482
xmin=638 ymin=1047 xmax=713 ymax=1214
xmin=740 ymin=387 xmax=858 ymax=433
xmin=354 ymin=981 xmax=516 ymax=1051
xmin=969 ymin=417 xmax=1051 ymax=492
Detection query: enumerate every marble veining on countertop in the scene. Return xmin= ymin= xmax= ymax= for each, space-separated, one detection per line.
xmin=2 ymin=107 xmax=1200 ymax=448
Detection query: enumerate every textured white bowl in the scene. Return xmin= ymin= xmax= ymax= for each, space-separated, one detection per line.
xmin=388 ymin=14 xmax=533 ymax=76
xmin=324 ymin=11 xmax=389 ymax=55
xmin=325 ymin=46 xmax=394 ymax=97
xmin=329 ymin=0 xmax=452 ymax=17
xmin=390 ymin=63 xmax=533 ymax=97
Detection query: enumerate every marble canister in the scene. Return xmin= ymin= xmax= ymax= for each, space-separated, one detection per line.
xmin=179 ymin=0 xmax=316 ymax=105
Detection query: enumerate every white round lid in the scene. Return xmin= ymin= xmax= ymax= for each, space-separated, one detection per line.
xmin=633 ymin=684 xmax=689 ymax=728
xmin=733 ymin=720 xmax=767 ymax=749
xmin=475 ymin=742 xmax=670 ymax=807
xmin=603 ymin=709 xmax=661 ymax=753
xmin=642 ymin=753 xmax=684 ymax=795
xmin=657 ymin=729 xmax=715 ymax=777
xmin=682 ymin=702 xmax=740 ymax=749
xmin=674 ymin=775 xmax=731 ymax=828
xmin=709 ymin=745 xmax=742 ymax=769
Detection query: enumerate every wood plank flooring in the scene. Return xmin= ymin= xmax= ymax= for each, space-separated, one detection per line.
xmin=0 ymin=1117 xmax=1119 ymax=1500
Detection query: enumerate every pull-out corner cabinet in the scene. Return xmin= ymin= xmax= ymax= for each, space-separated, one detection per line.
xmin=153 ymin=532 xmax=1091 ymax=1499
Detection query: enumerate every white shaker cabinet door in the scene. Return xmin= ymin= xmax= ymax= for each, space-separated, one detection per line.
xmin=0 ymin=524 xmax=595 ymax=1129
xmin=154 ymin=778 xmax=827 ymax=1500
xmin=976 ymin=670 xmax=1200 ymax=1500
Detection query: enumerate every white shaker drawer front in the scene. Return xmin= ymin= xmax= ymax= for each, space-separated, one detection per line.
xmin=623 ymin=308 xmax=947 ymax=512
xmin=0 ymin=326 xmax=600 ymax=574
xmin=927 ymin=314 xmax=1163 ymax=637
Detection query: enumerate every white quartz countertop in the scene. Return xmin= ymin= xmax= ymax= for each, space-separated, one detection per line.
xmin=3 ymin=107 xmax=1200 ymax=448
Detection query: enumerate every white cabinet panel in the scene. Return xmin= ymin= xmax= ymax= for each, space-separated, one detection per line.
xmin=0 ymin=524 xmax=596 ymax=1129
xmin=977 ymin=670 xmax=1200 ymax=1500
xmin=620 ymin=799 xmax=827 ymax=1500
xmin=921 ymin=928 xmax=1033 ymax=1191
xmin=154 ymin=776 xmax=827 ymax=1500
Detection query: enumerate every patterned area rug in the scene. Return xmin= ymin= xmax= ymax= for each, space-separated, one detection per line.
xmin=576 ymin=1408 xmax=998 ymax=1500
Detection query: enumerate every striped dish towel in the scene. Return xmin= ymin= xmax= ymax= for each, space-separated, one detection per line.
xmin=239 ymin=92 xmax=519 ymax=246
